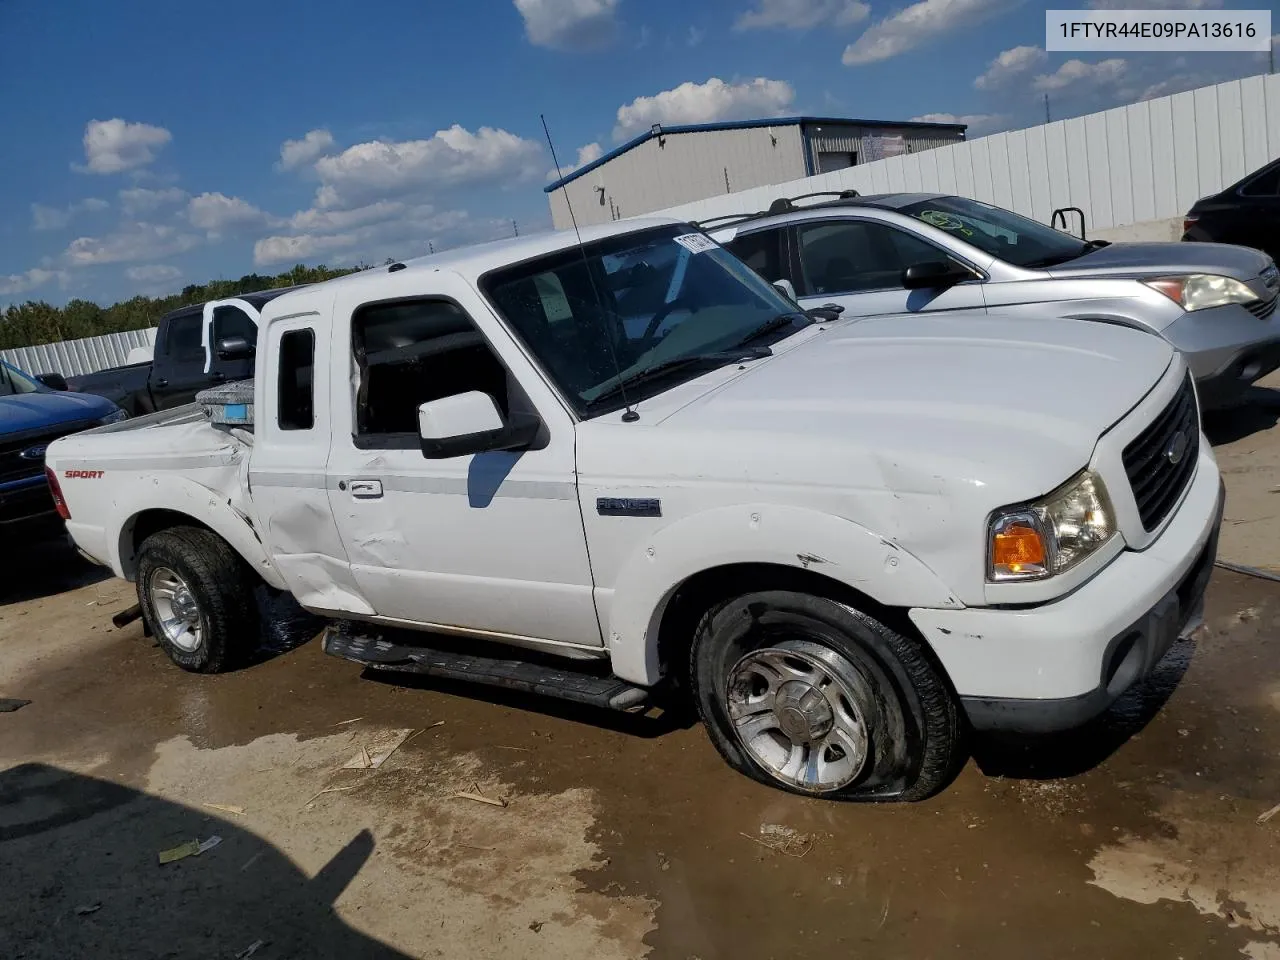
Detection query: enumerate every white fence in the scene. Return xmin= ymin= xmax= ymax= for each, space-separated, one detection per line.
xmin=1 ymin=327 xmax=157 ymax=378
xmin=655 ymin=72 xmax=1280 ymax=234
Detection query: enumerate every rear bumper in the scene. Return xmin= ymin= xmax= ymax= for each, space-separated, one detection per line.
xmin=910 ymin=451 xmax=1223 ymax=733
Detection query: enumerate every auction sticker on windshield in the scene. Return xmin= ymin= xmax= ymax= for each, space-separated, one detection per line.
xmin=674 ymin=233 xmax=719 ymax=254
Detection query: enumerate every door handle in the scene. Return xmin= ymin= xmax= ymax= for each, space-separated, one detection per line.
xmin=155 ymin=378 xmax=169 ymax=388
xmin=347 ymin=479 xmax=383 ymax=499
xmin=211 ymin=371 xmax=226 ymax=382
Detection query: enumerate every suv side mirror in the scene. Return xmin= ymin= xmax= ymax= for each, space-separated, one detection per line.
xmin=418 ymin=391 xmax=541 ymax=459
xmin=216 ymin=336 xmax=255 ymax=361
xmin=901 ymin=260 xmax=974 ymax=290
xmin=36 ymin=373 xmax=68 ymax=391
xmin=771 ymin=278 xmax=798 ymax=302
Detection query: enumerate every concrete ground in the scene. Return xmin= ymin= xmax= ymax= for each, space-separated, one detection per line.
xmin=5 ymin=380 xmax=1280 ymax=960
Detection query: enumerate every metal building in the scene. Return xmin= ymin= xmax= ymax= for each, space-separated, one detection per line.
xmin=545 ymin=116 xmax=968 ymax=229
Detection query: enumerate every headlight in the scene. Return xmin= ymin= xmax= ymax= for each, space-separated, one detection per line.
xmin=98 ymin=409 xmax=129 ymax=424
xmin=987 ymin=470 xmax=1116 ymax=582
xmin=1144 ymin=274 xmax=1259 ymax=312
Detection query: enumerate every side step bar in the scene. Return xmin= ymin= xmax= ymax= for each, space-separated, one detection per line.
xmin=321 ymin=623 xmax=651 ymax=713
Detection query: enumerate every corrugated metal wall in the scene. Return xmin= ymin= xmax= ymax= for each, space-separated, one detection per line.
xmin=653 ymin=72 xmax=1280 ymax=234
xmin=1 ymin=326 xmax=157 ymax=378
xmin=550 ymin=125 xmax=809 ymax=230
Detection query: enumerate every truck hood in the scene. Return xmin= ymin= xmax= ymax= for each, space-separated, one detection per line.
xmin=1045 ymin=240 xmax=1271 ymax=281
xmin=0 ymin=390 xmax=119 ymax=437
xmin=651 ymin=311 xmax=1173 ymax=501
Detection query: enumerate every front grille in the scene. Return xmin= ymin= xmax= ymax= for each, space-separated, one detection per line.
xmin=1122 ymin=375 xmax=1199 ymax=532
xmin=0 ymin=421 xmax=94 ymax=486
xmin=1248 ymin=292 xmax=1278 ymax=320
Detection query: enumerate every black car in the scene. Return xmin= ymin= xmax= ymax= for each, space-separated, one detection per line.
xmin=59 ymin=286 xmax=306 ymax=417
xmin=1183 ymin=157 xmax=1280 ymax=261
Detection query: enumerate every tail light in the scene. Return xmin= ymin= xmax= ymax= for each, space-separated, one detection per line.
xmin=1183 ymin=215 xmax=1199 ymax=235
xmin=45 ymin=466 xmax=70 ymax=520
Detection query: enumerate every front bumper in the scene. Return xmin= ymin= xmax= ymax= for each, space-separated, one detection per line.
xmin=0 ymin=478 xmax=64 ymax=539
xmin=1163 ymin=302 xmax=1280 ymax=408
xmin=910 ymin=450 xmax=1223 ymax=733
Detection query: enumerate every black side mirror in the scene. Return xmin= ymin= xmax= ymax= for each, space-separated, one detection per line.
xmin=36 ymin=373 xmax=68 ymax=391
xmin=901 ymin=260 xmax=974 ymax=290
xmin=216 ymin=336 xmax=255 ymax=361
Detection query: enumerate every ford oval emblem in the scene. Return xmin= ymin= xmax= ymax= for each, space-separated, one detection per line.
xmin=1165 ymin=431 xmax=1188 ymax=466
xmin=19 ymin=444 xmax=48 ymax=461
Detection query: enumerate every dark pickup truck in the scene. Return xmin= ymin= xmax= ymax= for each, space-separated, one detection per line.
xmin=57 ymin=287 xmax=302 ymax=416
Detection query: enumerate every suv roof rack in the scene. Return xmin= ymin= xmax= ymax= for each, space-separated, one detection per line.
xmin=693 ymin=189 xmax=862 ymax=232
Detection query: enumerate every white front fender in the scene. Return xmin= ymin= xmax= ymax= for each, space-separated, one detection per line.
xmin=603 ymin=503 xmax=962 ymax=686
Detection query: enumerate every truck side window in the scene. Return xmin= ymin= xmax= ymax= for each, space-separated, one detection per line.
xmin=164 ymin=314 xmax=204 ymax=360
xmin=352 ymin=299 xmax=510 ymax=441
xmin=278 ymin=329 xmax=315 ymax=431
xmin=213 ymin=306 xmax=259 ymax=348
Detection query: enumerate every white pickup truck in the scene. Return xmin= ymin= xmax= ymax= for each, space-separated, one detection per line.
xmin=47 ymin=218 xmax=1224 ymax=801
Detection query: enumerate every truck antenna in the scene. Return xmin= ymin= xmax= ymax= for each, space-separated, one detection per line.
xmin=541 ymin=113 xmax=639 ymax=423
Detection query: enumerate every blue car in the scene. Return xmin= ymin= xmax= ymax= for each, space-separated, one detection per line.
xmin=0 ymin=359 xmax=126 ymax=537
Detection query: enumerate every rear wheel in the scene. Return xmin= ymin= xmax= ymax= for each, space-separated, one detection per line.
xmin=690 ymin=590 xmax=965 ymax=801
xmin=136 ymin=526 xmax=259 ymax=673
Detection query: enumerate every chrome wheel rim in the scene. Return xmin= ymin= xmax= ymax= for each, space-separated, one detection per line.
xmin=149 ymin=567 xmax=203 ymax=652
xmin=726 ymin=641 xmax=870 ymax=792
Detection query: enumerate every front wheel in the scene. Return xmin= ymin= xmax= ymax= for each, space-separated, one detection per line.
xmin=136 ymin=526 xmax=259 ymax=673
xmin=690 ymin=590 xmax=965 ymax=801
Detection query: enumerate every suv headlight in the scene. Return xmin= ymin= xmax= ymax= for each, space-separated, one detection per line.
xmin=98 ymin=409 xmax=129 ymax=424
xmin=987 ymin=470 xmax=1116 ymax=582
xmin=1144 ymin=274 xmax=1259 ymax=312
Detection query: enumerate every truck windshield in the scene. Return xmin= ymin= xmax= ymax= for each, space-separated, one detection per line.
xmin=482 ymin=224 xmax=807 ymax=416
xmin=0 ymin=361 xmax=46 ymax=397
xmin=897 ymin=196 xmax=1090 ymax=269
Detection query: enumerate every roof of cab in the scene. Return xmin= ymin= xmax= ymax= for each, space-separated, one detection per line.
xmin=261 ymin=215 xmax=687 ymax=320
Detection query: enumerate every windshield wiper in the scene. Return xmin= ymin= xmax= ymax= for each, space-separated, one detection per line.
xmin=735 ymin=312 xmax=810 ymax=348
xmin=586 ymin=348 xmax=771 ymax=411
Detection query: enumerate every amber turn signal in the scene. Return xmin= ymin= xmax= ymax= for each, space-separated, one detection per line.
xmin=991 ymin=521 xmax=1046 ymax=575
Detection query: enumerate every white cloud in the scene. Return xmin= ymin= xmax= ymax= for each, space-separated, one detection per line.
xmin=288 ymin=200 xmax=407 ymax=233
xmin=911 ymin=112 xmax=1009 ymax=134
xmin=735 ymin=0 xmax=870 ymax=31
xmin=75 ymin=119 xmax=172 ymax=174
xmin=118 ymin=186 xmax=188 ymax=216
xmin=31 ymin=198 xmax=109 ymax=231
xmin=1033 ymin=57 xmax=1127 ymax=92
xmin=64 ymin=222 xmax=200 ymax=265
xmin=973 ymin=45 xmax=1046 ymax=90
xmin=278 ymin=129 xmax=336 ymax=171
xmin=613 ymin=77 xmax=795 ymax=141
xmin=842 ymin=0 xmax=1018 ymax=66
xmin=185 ymin=192 xmax=274 ymax=234
xmin=514 ymin=0 xmax=619 ymax=49
xmin=125 ymin=264 xmax=182 ymax=284
xmin=687 ymin=25 xmax=706 ymax=46
xmin=253 ymin=204 xmax=500 ymax=267
xmin=311 ymin=125 xmax=544 ymax=210
xmin=0 ymin=267 xmax=60 ymax=297
xmin=548 ymin=141 xmax=604 ymax=180
xmin=1089 ymin=0 xmax=1220 ymax=7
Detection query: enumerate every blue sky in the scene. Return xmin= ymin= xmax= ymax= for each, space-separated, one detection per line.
xmin=1 ymin=0 xmax=1276 ymax=307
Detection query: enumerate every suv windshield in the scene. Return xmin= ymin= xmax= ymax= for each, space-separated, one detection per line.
xmin=898 ymin=196 xmax=1089 ymax=269
xmin=483 ymin=224 xmax=807 ymax=416
xmin=0 ymin=361 xmax=47 ymax=397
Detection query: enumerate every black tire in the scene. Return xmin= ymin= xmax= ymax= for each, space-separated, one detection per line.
xmin=690 ymin=590 xmax=965 ymax=801
xmin=136 ymin=526 xmax=260 ymax=673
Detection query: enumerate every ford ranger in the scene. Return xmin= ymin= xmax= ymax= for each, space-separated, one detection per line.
xmin=46 ymin=218 xmax=1224 ymax=801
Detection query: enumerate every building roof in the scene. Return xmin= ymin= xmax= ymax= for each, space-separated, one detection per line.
xmin=545 ymin=115 xmax=969 ymax=193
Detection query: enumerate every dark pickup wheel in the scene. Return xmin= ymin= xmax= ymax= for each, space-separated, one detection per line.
xmin=690 ymin=590 xmax=965 ymax=801
xmin=136 ymin=526 xmax=259 ymax=673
